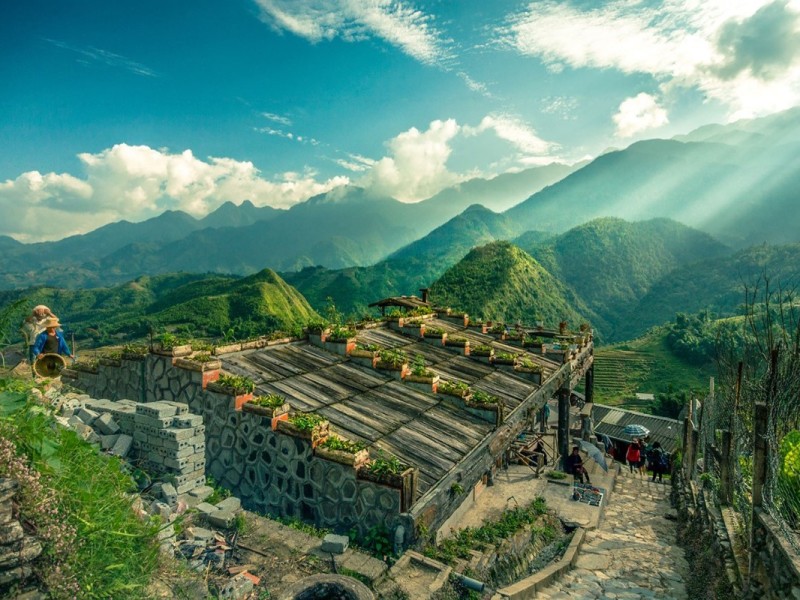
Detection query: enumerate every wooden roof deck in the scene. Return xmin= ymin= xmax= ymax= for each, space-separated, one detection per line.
xmin=220 ymin=320 xmax=565 ymax=494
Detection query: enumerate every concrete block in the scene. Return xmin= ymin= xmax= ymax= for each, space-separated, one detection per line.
xmin=186 ymin=526 xmax=214 ymax=542
xmin=149 ymin=501 xmax=172 ymax=522
xmin=177 ymin=492 xmax=201 ymax=509
xmin=215 ymin=497 xmax=241 ymax=513
xmin=94 ymin=413 xmax=120 ymax=435
xmin=219 ymin=574 xmax=253 ymax=600
xmin=136 ymin=402 xmax=178 ymax=418
xmin=160 ymin=427 xmax=195 ymax=441
xmin=176 ymin=477 xmax=206 ymax=495
xmin=110 ymin=434 xmax=133 ymax=458
xmin=207 ymin=509 xmax=236 ymax=529
xmin=161 ymin=483 xmax=178 ymax=505
xmin=196 ymin=502 xmax=218 ymax=515
xmin=99 ymin=434 xmax=120 ymax=450
xmin=173 ymin=414 xmax=203 ymax=428
xmin=321 ymin=534 xmax=350 ymax=554
xmin=77 ymin=407 xmax=99 ymax=424
xmin=188 ymin=485 xmax=214 ymax=502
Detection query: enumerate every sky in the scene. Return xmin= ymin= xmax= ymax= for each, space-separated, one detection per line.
xmin=2 ymin=0 xmax=800 ymax=241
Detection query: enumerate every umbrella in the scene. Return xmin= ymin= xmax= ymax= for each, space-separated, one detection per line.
xmin=622 ymin=424 xmax=650 ymax=438
xmin=579 ymin=440 xmax=609 ymax=472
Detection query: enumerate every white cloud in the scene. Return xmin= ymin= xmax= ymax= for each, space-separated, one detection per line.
xmin=0 ymin=144 xmax=348 ymax=241
xmin=333 ymin=153 xmax=376 ymax=172
xmin=500 ymin=0 xmax=800 ymax=118
xmin=261 ymin=112 xmax=292 ymax=125
xmin=457 ymin=72 xmax=491 ymax=97
xmin=357 ymin=119 xmax=461 ymax=201
xmin=613 ymin=93 xmax=670 ymax=137
xmin=253 ymin=0 xmax=451 ymax=66
xmin=357 ymin=114 xmax=559 ymax=201
xmin=254 ymin=126 xmax=319 ymax=145
xmin=44 ymin=38 xmax=158 ymax=77
xmin=464 ymin=113 xmax=554 ymax=155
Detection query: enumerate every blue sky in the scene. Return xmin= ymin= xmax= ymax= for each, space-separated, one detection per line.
xmin=2 ymin=0 xmax=800 ymax=241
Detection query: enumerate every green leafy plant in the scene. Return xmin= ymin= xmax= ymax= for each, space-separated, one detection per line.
xmin=190 ymin=339 xmax=214 ymax=352
xmin=411 ymin=354 xmax=433 ymax=377
xmin=102 ymin=349 xmax=123 ymax=361
xmin=423 ymin=326 xmax=445 ymax=337
xmin=72 ymin=358 xmax=99 ymax=372
xmin=547 ymin=470 xmax=567 ymax=480
xmin=355 ymin=342 xmax=378 ymax=352
xmin=495 ymin=352 xmax=517 ymax=362
xmin=215 ymin=373 xmax=256 ymax=395
xmin=450 ymin=482 xmax=464 ymax=495
xmin=470 ymin=390 xmax=499 ymax=405
xmin=190 ymin=352 xmax=215 ymax=363
xmin=472 ymin=344 xmax=493 ymax=355
xmin=490 ymin=323 xmax=506 ymax=334
xmin=156 ymin=332 xmax=180 ymax=350
xmin=287 ymin=412 xmax=326 ymax=431
xmin=321 ymin=434 xmax=366 ymax=454
xmin=517 ymin=357 xmax=542 ymax=371
xmin=121 ymin=343 xmax=147 ymax=357
xmin=328 ymin=325 xmax=356 ymax=341
xmin=306 ymin=318 xmax=329 ymax=334
xmin=446 ymin=336 xmax=468 ymax=347
xmin=368 ymin=451 xmax=405 ymax=477
xmin=205 ymin=476 xmax=232 ymax=505
xmin=378 ymin=348 xmax=407 ymax=368
xmin=438 ymin=380 xmax=470 ymax=397
xmin=250 ymin=393 xmax=286 ymax=408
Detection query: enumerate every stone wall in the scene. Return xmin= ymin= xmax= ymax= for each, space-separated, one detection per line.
xmin=0 ymin=479 xmax=42 ymax=596
xmin=747 ymin=509 xmax=800 ymax=599
xmin=671 ymin=467 xmax=739 ymax=597
xmin=63 ymin=348 xmax=406 ymax=538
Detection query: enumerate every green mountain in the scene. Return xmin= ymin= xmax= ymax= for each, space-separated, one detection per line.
xmin=519 ymin=217 xmax=729 ymax=340
xmin=0 ymin=269 xmax=319 ymax=347
xmin=283 ymin=204 xmax=521 ymax=315
xmin=428 ymin=241 xmax=591 ymax=328
xmin=505 ymin=108 xmax=800 ymax=248
xmin=617 ymin=242 xmax=800 ymax=340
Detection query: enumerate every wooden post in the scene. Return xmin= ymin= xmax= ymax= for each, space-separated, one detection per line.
xmin=558 ymin=387 xmax=570 ymax=471
xmin=752 ymin=402 xmax=768 ymax=508
xmin=720 ymin=430 xmax=732 ymax=505
xmin=690 ymin=430 xmax=700 ymax=480
xmin=584 ymin=366 xmax=594 ymax=406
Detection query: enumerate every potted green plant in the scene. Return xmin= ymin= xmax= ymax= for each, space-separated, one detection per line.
xmin=315 ymin=434 xmax=369 ymax=467
xmin=242 ymin=392 xmax=290 ymax=418
xmin=276 ymin=412 xmax=330 ymax=447
xmin=436 ymin=379 xmax=471 ymax=400
xmin=514 ymin=356 xmax=543 ymax=384
xmin=358 ymin=450 xmax=415 ymax=489
xmin=375 ymin=348 xmax=409 ymax=379
xmin=404 ymin=354 xmax=440 ymax=392
xmin=306 ymin=319 xmax=331 ymax=345
xmin=325 ymin=325 xmax=357 ymax=355
xmin=175 ymin=351 xmax=222 ymax=372
xmin=492 ymin=352 xmax=518 ymax=366
xmin=207 ymin=372 xmax=257 ymax=409
xmin=152 ymin=332 xmax=192 ymax=357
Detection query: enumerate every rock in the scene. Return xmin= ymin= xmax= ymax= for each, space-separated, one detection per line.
xmin=321 ymin=533 xmax=350 ymax=554
xmin=219 ymin=573 xmax=254 ymax=599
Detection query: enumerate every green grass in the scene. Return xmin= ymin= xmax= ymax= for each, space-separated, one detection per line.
xmin=0 ymin=378 xmax=160 ymax=599
xmin=593 ymin=325 xmax=715 ymax=410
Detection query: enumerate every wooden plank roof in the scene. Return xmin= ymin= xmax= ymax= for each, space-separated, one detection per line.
xmin=219 ymin=320 xmax=566 ymax=495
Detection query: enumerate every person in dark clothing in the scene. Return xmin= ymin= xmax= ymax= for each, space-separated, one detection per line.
xmin=565 ymin=446 xmax=591 ymax=484
xmin=650 ymin=441 xmax=667 ymax=483
xmin=32 ymin=317 xmax=72 ymax=359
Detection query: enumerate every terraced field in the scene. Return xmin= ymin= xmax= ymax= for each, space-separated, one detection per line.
xmin=593 ymin=349 xmax=654 ymax=406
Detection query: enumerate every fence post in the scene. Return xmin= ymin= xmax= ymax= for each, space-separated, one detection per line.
xmin=720 ymin=430 xmax=732 ymax=505
xmin=557 ymin=387 xmax=570 ymax=470
xmin=751 ymin=402 xmax=768 ymax=508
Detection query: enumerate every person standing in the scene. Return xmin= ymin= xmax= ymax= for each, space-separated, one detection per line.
xmin=31 ymin=305 xmax=57 ymax=331
xmin=651 ymin=441 xmax=667 ymax=483
xmin=19 ymin=316 xmax=38 ymax=365
xmin=32 ymin=317 xmax=72 ymax=360
xmin=637 ymin=438 xmax=648 ymax=477
xmin=626 ymin=439 xmax=641 ymax=476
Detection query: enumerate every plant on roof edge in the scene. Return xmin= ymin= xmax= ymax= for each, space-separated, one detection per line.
xmin=410 ymin=354 xmax=434 ymax=378
xmin=250 ymin=393 xmax=286 ymax=408
xmin=321 ymin=434 xmax=367 ymax=454
xmin=367 ymin=450 xmax=405 ymax=477
xmin=438 ymin=380 xmax=470 ymax=397
xmin=470 ymin=390 xmax=499 ymax=405
xmin=328 ymin=325 xmax=356 ymax=341
xmin=214 ymin=373 xmax=256 ymax=395
xmin=423 ymin=325 xmax=445 ymax=337
xmin=287 ymin=412 xmax=326 ymax=431
xmin=378 ymin=348 xmax=407 ymax=368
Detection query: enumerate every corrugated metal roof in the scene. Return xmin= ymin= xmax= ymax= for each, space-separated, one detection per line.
xmin=592 ymin=403 xmax=681 ymax=454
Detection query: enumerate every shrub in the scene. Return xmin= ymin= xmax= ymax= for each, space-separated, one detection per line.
xmin=250 ymin=393 xmax=286 ymax=408
xmin=328 ymin=325 xmax=356 ymax=341
xmin=438 ymin=380 xmax=470 ymax=397
xmin=215 ymin=373 xmax=255 ymax=395
xmin=287 ymin=412 xmax=326 ymax=431
xmin=378 ymin=348 xmax=407 ymax=368
xmin=411 ymin=354 xmax=433 ymax=378
xmin=321 ymin=434 xmax=366 ymax=454
xmin=471 ymin=390 xmax=499 ymax=405
xmin=368 ymin=451 xmax=405 ymax=477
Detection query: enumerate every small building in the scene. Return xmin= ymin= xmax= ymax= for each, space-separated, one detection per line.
xmin=592 ymin=404 xmax=681 ymax=454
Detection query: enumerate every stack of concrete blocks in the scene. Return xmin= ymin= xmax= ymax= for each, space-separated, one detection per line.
xmin=133 ymin=401 xmax=206 ymax=495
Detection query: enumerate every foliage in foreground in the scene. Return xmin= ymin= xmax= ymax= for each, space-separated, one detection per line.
xmin=0 ymin=378 xmax=160 ymax=599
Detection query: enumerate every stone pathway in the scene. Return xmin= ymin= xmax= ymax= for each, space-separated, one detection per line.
xmin=537 ymin=468 xmax=690 ymax=599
